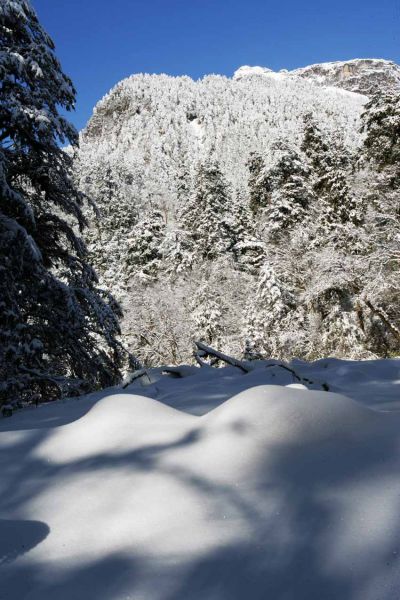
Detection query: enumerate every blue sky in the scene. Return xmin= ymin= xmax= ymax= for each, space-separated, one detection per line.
xmin=33 ymin=0 xmax=400 ymax=131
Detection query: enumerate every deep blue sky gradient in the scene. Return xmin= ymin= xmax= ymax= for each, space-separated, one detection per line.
xmin=33 ymin=0 xmax=400 ymax=131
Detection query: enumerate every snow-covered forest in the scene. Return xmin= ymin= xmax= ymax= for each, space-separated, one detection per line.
xmin=73 ymin=64 xmax=400 ymax=367
xmin=1 ymin=0 xmax=400 ymax=401
xmin=2 ymin=0 xmax=400 ymax=403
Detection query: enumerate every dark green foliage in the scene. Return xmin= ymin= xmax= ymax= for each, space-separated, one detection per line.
xmin=302 ymin=114 xmax=362 ymax=227
xmin=0 ymin=0 xmax=126 ymax=404
xmin=180 ymin=160 xmax=231 ymax=260
xmin=247 ymin=153 xmax=270 ymax=214
xmin=125 ymin=210 xmax=166 ymax=278
xmin=361 ymin=92 xmax=400 ymax=187
xmin=248 ymin=145 xmax=313 ymax=233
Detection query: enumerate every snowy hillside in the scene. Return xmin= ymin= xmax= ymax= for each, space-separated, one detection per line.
xmin=71 ymin=60 xmax=400 ymax=367
xmin=2 ymin=358 xmax=400 ymax=599
xmin=79 ymin=69 xmax=364 ymax=195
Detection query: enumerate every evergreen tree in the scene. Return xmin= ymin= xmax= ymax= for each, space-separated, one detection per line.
xmin=125 ymin=210 xmax=166 ymax=280
xmin=301 ymin=114 xmax=362 ymax=229
xmin=244 ymin=262 xmax=295 ymax=357
xmin=361 ymin=91 xmax=400 ymax=186
xmin=175 ymin=156 xmax=192 ymax=206
xmin=301 ymin=113 xmax=331 ymax=173
xmin=307 ymin=284 xmax=366 ymax=358
xmin=227 ymin=188 xmax=266 ymax=273
xmin=247 ymin=153 xmax=270 ymax=214
xmin=248 ymin=145 xmax=313 ymax=234
xmin=93 ymin=163 xmax=138 ymax=234
xmin=265 ymin=149 xmax=313 ymax=234
xmin=192 ymin=283 xmax=223 ymax=347
xmin=357 ymin=92 xmax=400 ymax=354
xmin=162 ymin=229 xmax=196 ymax=275
xmin=162 ymin=158 xmax=196 ymax=274
xmin=180 ymin=160 xmax=231 ymax=260
xmin=0 ymin=0 xmax=125 ymax=404
xmin=78 ymin=155 xmax=141 ymax=296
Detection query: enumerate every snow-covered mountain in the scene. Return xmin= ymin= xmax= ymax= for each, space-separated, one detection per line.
xmin=234 ymin=58 xmax=400 ymax=95
xmin=73 ymin=59 xmax=400 ymax=366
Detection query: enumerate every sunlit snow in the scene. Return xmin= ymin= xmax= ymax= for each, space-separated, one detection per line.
xmin=1 ymin=358 xmax=400 ymax=599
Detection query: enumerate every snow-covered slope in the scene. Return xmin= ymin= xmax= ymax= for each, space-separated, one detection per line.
xmin=234 ymin=58 xmax=400 ymax=95
xmin=79 ymin=68 xmax=365 ymax=195
xmin=1 ymin=358 xmax=400 ymax=599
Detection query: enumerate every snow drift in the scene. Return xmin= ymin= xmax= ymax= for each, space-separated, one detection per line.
xmin=1 ymin=359 xmax=400 ymax=599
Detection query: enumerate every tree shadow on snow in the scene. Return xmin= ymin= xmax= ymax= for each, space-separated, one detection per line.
xmin=0 ymin=519 xmax=50 ymax=567
xmin=2 ymin=403 xmax=400 ymax=599
xmin=164 ymin=421 xmax=400 ymax=600
xmin=0 ymin=553 xmax=138 ymax=600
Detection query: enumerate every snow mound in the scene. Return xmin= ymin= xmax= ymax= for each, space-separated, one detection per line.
xmin=206 ymin=384 xmax=379 ymax=433
xmin=35 ymin=393 xmax=196 ymax=463
xmin=198 ymin=385 xmax=382 ymax=470
xmin=80 ymin=392 xmax=192 ymax=424
xmin=2 ymin=367 xmax=400 ymax=599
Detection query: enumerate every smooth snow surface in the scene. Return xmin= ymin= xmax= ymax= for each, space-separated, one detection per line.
xmin=1 ymin=358 xmax=400 ymax=599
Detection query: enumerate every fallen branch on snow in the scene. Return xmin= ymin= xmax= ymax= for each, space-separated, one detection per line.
xmin=194 ymin=341 xmax=251 ymax=373
xmin=194 ymin=341 xmax=318 ymax=386
xmin=122 ymin=369 xmax=152 ymax=388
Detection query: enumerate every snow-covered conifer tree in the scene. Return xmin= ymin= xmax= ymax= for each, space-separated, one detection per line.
xmin=265 ymin=149 xmax=314 ymax=234
xmin=175 ymin=157 xmax=192 ymax=206
xmin=125 ymin=210 xmax=166 ymax=281
xmin=180 ymin=160 xmax=231 ymax=260
xmin=361 ymin=91 xmax=400 ymax=185
xmin=78 ymin=154 xmax=142 ymax=295
xmin=0 ymin=0 xmax=125 ymax=404
xmin=227 ymin=188 xmax=266 ymax=272
xmin=301 ymin=113 xmax=330 ymax=172
xmin=244 ymin=262 xmax=295 ymax=357
xmin=247 ymin=143 xmax=314 ymax=235
xmin=192 ymin=283 xmax=223 ymax=347
xmin=301 ymin=114 xmax=362 ymax=229
xmin=356 ymin=92 xmax=400 ymax=354
xmin=247 ymin=153 xmax=270 ymax=214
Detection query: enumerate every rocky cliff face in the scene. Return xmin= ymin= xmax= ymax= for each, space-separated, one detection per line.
xmin=233 ymin=59 xmax=400 ymax=95
xmin=291 ymin=59 xmax=400 ymax=95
